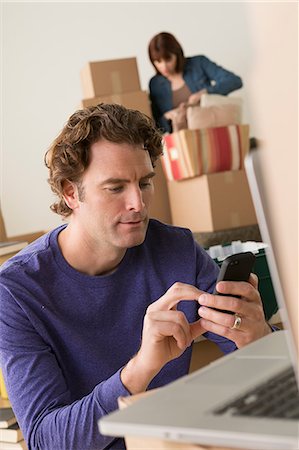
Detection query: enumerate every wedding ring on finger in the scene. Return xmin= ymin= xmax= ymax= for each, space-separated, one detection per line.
xmin=231 ymin=314 xmax=242 ymax=330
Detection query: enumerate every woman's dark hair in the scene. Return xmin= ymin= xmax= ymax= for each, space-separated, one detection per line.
xmin=148 ymin=32 xmax=185 ymax=74
xmin=44 ymin=103 xmax=163 ymax=217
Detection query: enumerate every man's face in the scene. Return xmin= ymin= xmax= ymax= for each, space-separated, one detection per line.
xmin=69 ymin=139 xmax=155 ymax=252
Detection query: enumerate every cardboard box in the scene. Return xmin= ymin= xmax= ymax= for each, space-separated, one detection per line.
xmin=81 ymin=57 xmax=141 ymax=98
xmin=162 ymin=125 xmax=249 ymax=181
xmin=0 ymin=208 xmax=6 ymax=241
xmin=0 ymin=231 xmax=46 ymax=266
xmin=0 ymin=369 xmax=8 ymax=399
xmin=189 ymin=340 xmax=224 ymax=373
xmin=167 ymin=170 xmax=257 ymax=232
xmin=81 ymin=90 xmax=152 ymax=117
xmin=150 ymin=159 xmax=172 ymax=224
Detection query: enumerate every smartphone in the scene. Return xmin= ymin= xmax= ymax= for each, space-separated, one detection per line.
xmin=211 ymin=251 xmax=256 ymax=314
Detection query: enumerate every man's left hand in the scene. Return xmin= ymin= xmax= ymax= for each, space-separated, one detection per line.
xmin=198 ymin=274 xmax=272 ymax=348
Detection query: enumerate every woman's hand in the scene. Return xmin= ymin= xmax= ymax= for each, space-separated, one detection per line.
xmin=198 ymin=274 xmax=272 ymax=349
xmin=164 ymin=103 xmax=187 ymax=131
xmin=188 ymin=89 xmax=207 ymax=105
xmin=164 ymin=109 xmax=177 ymax=121
xmin=164 ymin=102 xmax=187 ymax=121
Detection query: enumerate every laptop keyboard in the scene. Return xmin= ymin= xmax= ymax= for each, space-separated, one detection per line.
xmin=213 ymin=367 xmax=299 ymax=420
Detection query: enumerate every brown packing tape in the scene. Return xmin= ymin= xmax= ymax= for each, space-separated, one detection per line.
xmin=223 ymin=171 xmax=234 ymax=184
xmin=229 ymin=212 xmax=242 ymax=228
xmin=221 ymin=170 xmax=254 ymax=229
xmin=110 ymin=94 xmax=122 ymax=104
xmin=111 ymin=71 xmax=122 ymax=94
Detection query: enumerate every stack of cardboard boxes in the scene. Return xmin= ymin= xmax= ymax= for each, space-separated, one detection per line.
xmin=79 ymin=57 xmax=172 ymax=224
xmin=163 ymin=124 xmax=257 ymax=233
xmin=80 ymin=57 xmax=151 ymax=116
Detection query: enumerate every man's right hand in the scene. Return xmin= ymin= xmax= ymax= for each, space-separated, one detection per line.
xmin=121 ymin=282 xmax=204 ymax=394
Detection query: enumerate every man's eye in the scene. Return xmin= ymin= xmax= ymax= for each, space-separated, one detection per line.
xmin=140 ymin=182 xmax=151 ymax=190
xmin=108 ymin=186 xmax=123 ymax=193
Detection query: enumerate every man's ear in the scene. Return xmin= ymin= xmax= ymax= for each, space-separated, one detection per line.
xmin=62 ymin=180 xmax=80 ymax=211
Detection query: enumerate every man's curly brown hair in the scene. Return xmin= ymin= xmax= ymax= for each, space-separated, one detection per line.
xmin=44 ymin=103 xmax=164 ymax=217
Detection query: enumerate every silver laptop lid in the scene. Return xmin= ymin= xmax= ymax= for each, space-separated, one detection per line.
xmin=245 ymin=149 xmax=298 ymax=382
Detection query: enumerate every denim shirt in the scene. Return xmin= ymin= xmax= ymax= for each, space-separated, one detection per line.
xmin=149 ymin=55 xmax=243 ymax=133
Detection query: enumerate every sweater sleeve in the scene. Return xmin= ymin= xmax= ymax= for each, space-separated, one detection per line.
xmin=199 ymin=55 xmax=243 ymax=95
xmin=0 ymin=284 xmax=129 ymax=450
xmin=149 ymin=78 xmax=172 ymax=133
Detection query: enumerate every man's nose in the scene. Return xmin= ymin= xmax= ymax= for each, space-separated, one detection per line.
xmin=126 ymin=187 xmax=145 ymax=212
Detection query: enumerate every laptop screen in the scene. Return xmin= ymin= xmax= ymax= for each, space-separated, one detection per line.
xmin=245 ymin=149 xmax=298 ymax=379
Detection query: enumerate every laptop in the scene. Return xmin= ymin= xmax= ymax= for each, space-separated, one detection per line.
xmin=99 ymin=149 xmax=299 ymax=450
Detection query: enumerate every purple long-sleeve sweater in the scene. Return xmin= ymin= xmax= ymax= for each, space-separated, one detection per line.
xmin=0 ymin=219 xmax=236 ymax=450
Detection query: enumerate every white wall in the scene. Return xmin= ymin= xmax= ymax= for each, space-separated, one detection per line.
xmin=1 ymin=2 xmax=251 ymax=235
xmin=245 ymin=2 xmax=298 ymax=354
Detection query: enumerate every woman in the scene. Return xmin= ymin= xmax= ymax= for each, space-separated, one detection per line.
xmin=148 ymin=32 xmax=243 ymax=133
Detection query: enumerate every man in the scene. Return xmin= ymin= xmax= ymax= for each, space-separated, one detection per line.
xmin=0 ymin=104 xmax=272 ymax=450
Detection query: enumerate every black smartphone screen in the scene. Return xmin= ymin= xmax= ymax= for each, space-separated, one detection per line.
xmin=211 ymin=251 xmax=256 ymax=314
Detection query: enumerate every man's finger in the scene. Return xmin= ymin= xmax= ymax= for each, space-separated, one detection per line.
xmin=214 ymin=280 xmax=260 ymax=304
xmin=149 ymin=282 xmax=204 ymax=312
xmin=145 ymin=310 xmax=192 ymax=345
xmin=190 ymin=320 xmax=205 ymax=341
